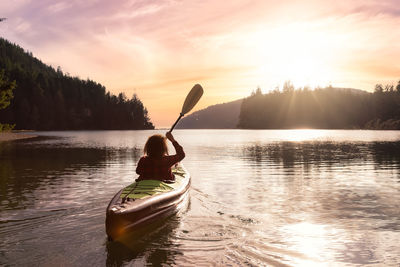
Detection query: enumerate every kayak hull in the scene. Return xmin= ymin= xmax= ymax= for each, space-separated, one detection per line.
xmin=105 ymin=165 xmax=190 ymax=240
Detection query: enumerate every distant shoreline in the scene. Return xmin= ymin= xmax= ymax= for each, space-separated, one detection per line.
xmin=0 ymin=132 xmax=38 ymax=142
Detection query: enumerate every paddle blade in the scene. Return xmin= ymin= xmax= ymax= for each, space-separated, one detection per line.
xmin=181 ymin=84 xmax=203 ymax=115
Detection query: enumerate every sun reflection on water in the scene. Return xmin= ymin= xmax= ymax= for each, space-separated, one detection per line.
xmin=279 ymin=129 xmax=328 ymax=142
xmin=282 ymin=222 xmax=338 ymax=266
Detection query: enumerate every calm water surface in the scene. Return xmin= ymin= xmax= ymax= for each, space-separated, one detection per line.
xmin=0 ymin=130 xmax=399 ymax=266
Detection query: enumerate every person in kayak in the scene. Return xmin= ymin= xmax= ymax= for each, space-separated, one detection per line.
xmin=136 ymin=132 xmax=185 ymax=181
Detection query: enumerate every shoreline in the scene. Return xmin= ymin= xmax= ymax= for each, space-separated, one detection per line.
xmin=0 ymin=132 xmax=38 ymax=142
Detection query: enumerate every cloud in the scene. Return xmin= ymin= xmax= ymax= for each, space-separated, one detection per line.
xmin=14 ymin=18 xmax=31 ymax=34
xmin=47 ymin=2 xmax=71 ymax=13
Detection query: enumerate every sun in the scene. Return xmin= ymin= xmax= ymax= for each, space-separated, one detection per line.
xmin=249 ymin=23 xmax=339 ymax=89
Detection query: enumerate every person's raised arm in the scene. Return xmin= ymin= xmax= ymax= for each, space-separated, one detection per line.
xmin=166 ymin=132 xmax=185 ymax=161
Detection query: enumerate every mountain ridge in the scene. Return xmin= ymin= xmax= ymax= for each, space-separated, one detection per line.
xmin=177 ymin=98 xmax=243 ymax=129
xmin=177 ymin=87 xmax=369 ymax=129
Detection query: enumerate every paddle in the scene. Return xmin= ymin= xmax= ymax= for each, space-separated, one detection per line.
xmin=169 ymin=84 xmax=204 ymax=132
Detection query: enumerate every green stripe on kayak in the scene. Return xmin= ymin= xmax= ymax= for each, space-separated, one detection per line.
xmin=120 ymin=167 xmax=186 ymax=200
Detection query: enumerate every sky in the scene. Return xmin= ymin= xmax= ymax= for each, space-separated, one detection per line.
xmin=1 ymin=0 xmax=400 ymax=127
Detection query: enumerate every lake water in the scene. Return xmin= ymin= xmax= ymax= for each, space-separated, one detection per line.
xmin=0 ymin=130 xmax=399 ymax=266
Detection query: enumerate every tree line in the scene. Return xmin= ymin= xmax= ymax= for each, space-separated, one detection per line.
xmin=0 ymin=68 xmax=16 ymax=131
xmin=0 ymin=37 xmax=154 ymax=130
xmin=238 ymin=81 xmax=400 ymax=129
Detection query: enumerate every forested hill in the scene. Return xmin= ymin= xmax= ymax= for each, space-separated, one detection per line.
xmin=238 ymin=85 xmax=400 ymax=129
xmin=0 ymin=38 xmax=154 ymax=130
xmin=177 ymin=99 xmax=243 ymax=129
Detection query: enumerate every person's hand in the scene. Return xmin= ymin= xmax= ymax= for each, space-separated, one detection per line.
xmin=166 ymin=132 xmax=175 ymax=142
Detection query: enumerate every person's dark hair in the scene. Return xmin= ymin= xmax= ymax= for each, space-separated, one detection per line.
xmin=144 ymin=134 xmax=169 ymax=158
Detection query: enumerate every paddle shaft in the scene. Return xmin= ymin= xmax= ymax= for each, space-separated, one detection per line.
xmin=169 ymin=113 xmax=184 ymax=133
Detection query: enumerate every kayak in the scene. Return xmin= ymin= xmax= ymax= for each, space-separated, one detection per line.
xmin=105 ymin=164 xmax=190 ymax=240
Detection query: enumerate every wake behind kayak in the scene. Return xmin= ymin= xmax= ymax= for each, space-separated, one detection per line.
xmin=105 ymin=164 xmax=190 ymax=240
